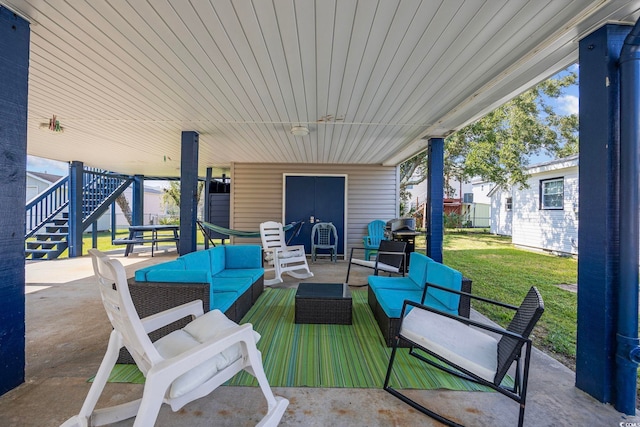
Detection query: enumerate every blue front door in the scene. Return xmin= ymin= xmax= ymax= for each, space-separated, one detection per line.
xmin=284 ymin=175 xmax=345 ymax=256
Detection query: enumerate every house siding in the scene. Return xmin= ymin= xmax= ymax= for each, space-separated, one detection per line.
xmin=499 ymin=157 xmax=579 ymax=255
xmin=490 ymin=188 xmax=513 ymax=236
xmin=230 ymin=163 xmax=399 ymax=251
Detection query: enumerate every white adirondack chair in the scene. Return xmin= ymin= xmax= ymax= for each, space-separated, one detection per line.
xmin=260 ymin=221 xmax=314 ymax=286
xmin=61 ymin=249 xmax=288 ymax=427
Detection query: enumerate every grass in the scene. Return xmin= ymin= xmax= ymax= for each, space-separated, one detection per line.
xmin=415 ymin=229 xmax=578 ymax=369
xmin=449 ymin=232 xmax=577 ymax=367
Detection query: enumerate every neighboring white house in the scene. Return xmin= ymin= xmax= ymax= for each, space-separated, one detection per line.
xmin=489 ymin=154 xmax=579 ymax=256
xmin=26 ymin=171 xmax=63 ymax=201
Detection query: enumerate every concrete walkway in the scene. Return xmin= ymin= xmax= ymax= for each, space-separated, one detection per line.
xmin=0 ymin=247 xmax=637 ymax=426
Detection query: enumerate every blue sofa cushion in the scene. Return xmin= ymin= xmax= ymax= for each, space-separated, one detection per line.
xmin=211 ymin=276 xmax=253 ymax=294
xmin=208 ymin=246 xmax=226 ymax=275
xmin=407 ymin=252 xmax=434 ymax=287
xmin=368 ymin=275 xmax=422 ymax=292
xmin=224 ymin=245 xmax=262 ymax=269
xmin=425 ymin=262 xmax=462 ymax=312
xmin=374 ymin=288 xmax=424 ymax=318
xmin=214 ymin=268 xmax=264 ymax=282
xmin=146 ymin=269 xmax=211 ymax=284
xmin=180 ymin=249 xmax=212 ymax=271
xmin=211 ymin=290 xmax=238 ymax=313
xmin=134 ymin=259 xmax=185 ymax=281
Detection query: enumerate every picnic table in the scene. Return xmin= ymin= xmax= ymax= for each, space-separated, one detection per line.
xmin=113 ymin=224 xmax=180 ymax=257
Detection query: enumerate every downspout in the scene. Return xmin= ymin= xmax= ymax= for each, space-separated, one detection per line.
xmin=616 ymin=17 xmax=640 ymax=415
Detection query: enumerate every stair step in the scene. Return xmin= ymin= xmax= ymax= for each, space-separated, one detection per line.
xmin=45 ymin=226 xmax=69 ymax=233
xmin=35 ymin=232 xmax=67 ymax=240
xmin=25 ymin=246 xmax=67 ymax=260
xmin=27 ymin=239 xmax=67 ymax=248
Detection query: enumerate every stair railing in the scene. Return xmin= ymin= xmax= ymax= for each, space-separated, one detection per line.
xmin=79 ymin=168 xmax=133 ymax=228
xmin=25 ymin=176 xmax=69 ymax=238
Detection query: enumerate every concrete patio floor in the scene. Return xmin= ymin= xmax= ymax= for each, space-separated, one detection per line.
xmin=1 ymin=246 xmax=638 ymax=426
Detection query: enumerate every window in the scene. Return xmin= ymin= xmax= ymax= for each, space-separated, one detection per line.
xmin=463 ymin=193 xmax=473 ymax=203
xmin=540 ymin=178 xmax=564 ymax=210
xmin=506 ymin=197 xmax=512 ymax=211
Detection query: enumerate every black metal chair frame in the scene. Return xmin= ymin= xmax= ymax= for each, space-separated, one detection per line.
xmin=345 ymin=240 xmax=407 ymax=284
xmin=384 ymin=284 xmax=544 ymax=427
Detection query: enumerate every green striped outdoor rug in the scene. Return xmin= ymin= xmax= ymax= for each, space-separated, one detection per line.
xmin=102 ymin=288 xmax=500 ymax=391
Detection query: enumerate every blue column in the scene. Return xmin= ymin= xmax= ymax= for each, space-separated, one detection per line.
xmin=68 ymin=161 xmax=84 ymax=258
xmin=0 ymin=7 xmax=29 ymax=396
xmin=576 ymin=24 xmax=630 ymax=405
xmin=426 ymin=138 xmax=444 ymax=263
xmin=179 ymin=131 xmax=199 ymax=255
xmin=616 ymin=19 xmax=640 ymax=414
xmin=132 ymin=175 xmax=144 ymax=225
xmin=204 ymin=167 xmax=212 ymax=249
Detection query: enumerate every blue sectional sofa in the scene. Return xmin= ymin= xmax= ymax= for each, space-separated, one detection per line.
xmin=131 ymin=245 xmax=264 ymax=323
xmin=118 ymin=245 xmax=265 ymax=363
xmin=367 ymin=252 xmax=472 ymax=346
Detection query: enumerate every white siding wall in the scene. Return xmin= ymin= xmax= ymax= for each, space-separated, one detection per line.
xmin=490 ymin=188 xmax=513 ymax=236
xmin=511 ymin=165 xmax=579 ymax=255
xmin=231 ymin=163 xmax=399 ymax=251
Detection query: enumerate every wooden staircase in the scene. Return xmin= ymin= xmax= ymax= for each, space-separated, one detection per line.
xmin=25 ymin=213 xmax=69 ymax=260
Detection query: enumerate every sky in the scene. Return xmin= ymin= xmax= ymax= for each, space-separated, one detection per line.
xmin=27 ymin=65 xmax=580 ymax=176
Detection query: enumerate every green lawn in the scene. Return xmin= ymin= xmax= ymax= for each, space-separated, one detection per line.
xmin=417 ymin=230 xmax=578 ymax=369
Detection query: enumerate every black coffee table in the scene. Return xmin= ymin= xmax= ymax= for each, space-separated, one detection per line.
xmin=295 ymin=282 xmax=352 ymax=325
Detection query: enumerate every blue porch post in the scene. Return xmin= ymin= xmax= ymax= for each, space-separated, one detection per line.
xmin=616 ymin=19 xmax=640 ymax=414
xmin=204 ymin=167 xmax=212 ymax=249
xmin=0 ymin=7 xmax=29 ymax=395
xmin=576 ymin=24 xmax=632 ymax=408
xmin=179 ymin=131 xmax=199 ymax=255
xmin=132 ymin=175 xmax=144 ymax=225
xmin=68 ymin=161 xmax=84 ymax=258
xmin=426 ymin=137 xmax=444 ymax=263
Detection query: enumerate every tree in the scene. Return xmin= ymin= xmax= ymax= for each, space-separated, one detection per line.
xmin=161 ymin=181 xmax=205 ymax=218
xmin=400 ymin=71 xmax=578 ymax=202
xmin=115 ymin=194 xmax=132 ymax=225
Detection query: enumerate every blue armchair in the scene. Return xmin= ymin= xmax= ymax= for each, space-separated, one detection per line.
xmin=363 ymin=219 xmax=387 ymax=260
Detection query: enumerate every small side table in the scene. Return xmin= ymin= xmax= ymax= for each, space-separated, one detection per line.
xmin=295 ymin=282 xmax=352 ymax=325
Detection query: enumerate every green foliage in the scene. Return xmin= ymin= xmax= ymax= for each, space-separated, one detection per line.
xmin=399 ymin=69 xmax=579 ymax=207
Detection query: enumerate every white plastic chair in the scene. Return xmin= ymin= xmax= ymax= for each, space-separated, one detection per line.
xmin=260 ymin=221 xmax=314 ymax=286
xmin=61 ymin=249 xmax=288 ymax=427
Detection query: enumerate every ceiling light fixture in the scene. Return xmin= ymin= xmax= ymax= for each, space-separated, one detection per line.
xmin=290 ymin=125 xmax=309 ymax=136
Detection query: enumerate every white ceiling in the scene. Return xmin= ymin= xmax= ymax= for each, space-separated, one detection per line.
xmin=4 ymin=0 xmax=640 ymax=177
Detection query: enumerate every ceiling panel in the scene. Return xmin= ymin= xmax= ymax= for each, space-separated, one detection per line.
xmin=2 ymin=0 xmax=640 ymax=177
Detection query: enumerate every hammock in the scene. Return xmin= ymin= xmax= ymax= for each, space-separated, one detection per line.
xmin=198 ymin=220 xmax=303 ymax=239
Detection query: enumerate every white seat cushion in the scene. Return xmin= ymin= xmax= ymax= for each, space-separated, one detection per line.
xmin=154 ymin=310 xmax=260 ymax=398
xmin=401 ymin=308 xmax=498 ymax=383
xmin=350 ymin=258 xmax=400 ymax=273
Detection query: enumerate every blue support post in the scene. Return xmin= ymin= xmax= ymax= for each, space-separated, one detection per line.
xmin=576 ymin=24 xmax=630 ymax=406
xmin=68 ymin=161 xmax=84 ymax=258
xmin=0 ymin=6 xmax=29 ymax=396
xmin=204 ymin=167 xmax=212 ymax=249
xmin=132 ymin=175 xmax=144 ymax=226
xmin=616 ymin=19 xmax=640 ymax=414
xmin=426 ymin=138 xmax=444 ymax=263
xmin=179 ymin=131 xmax=199 ymax=255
